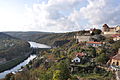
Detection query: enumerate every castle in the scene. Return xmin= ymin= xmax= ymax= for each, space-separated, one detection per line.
xmin=102 ymin=24 xmax=120 ymax=34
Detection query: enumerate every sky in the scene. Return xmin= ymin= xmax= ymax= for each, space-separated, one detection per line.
xmin=0 ymin=0 xmax=120 ymax=32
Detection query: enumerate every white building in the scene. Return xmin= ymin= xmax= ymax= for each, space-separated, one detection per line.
xmin=72 ymin=57 xmax=81 ymax=63
xmin=86 ymin=41 xmax=103 ymax=47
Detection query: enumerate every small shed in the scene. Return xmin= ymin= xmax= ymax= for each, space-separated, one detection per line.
xmin=72 ymin=57 xmax=80 ymax=63
xmin=71 ymin=52 xmax=86 ymax=63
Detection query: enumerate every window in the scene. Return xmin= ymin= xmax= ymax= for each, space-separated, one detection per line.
xmin=76 ymin=60 xmax=78 ymax=62
xmin=117 ymin=62 xmax=119 ymax=66
xmin=112 ymin=62 xmax=115 ymax=65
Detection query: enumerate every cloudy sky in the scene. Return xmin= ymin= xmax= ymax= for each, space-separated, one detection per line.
xmin=0 ymin=0 xmax=120 ymax=32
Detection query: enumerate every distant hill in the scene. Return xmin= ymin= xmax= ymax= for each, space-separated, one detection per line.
xmin=5 ymin=31 xmax=80 ymax=46
xmin=0 ymin=32 xmax=17 ymax=39
xmin=5 ymin=31 xmax=53 ymax=41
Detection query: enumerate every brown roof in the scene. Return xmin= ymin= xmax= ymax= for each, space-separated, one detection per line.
xmin=74 ymin=52 xmax=85 ymax=57
xmin=112 ymin=54 xmax=120 ymax=60
xmin=103 ymin=24 xmax=109 ymax=28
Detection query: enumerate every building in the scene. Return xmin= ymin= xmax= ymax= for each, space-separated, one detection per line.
xmin=74 ymin=28 xmax=100 ymax=43
xmin=75 ymin=35 xmax=91 ymax=42
xmin=90 ymin=28 xmax=97 ymax=34
xmin=71 ymin=53 xmax=85 ymax=63
xmin=72 ymin=57 xmax=81 ymax=63
xmin=110 ymin=49 xmax=120 ymax=67
xmin=102 ymin=24 xmax=120 ymax=34
xmin=86 ymin=41 xmax=103 ymax=47
xmin=112 ymin=34 xmax=120 ymax=41
xmin=74 ymin=30 xmax=91 ymax=43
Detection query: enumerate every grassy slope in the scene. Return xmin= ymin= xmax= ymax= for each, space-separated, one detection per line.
xmin=0 ymin=32 xmax=32 ymax=72
xmin=0 ymin=33 xmax=31 ymax=60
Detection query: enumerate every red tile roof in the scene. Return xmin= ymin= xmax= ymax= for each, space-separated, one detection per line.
xmin=112 ymin=34 xmax=120 ymax=37
xmin=74 ymin=52 xmax=85 ymax=57
xmin=86 ymin=41 xmax=103 ymax=44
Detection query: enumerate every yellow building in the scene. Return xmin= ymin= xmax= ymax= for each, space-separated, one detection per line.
xmin=102 ymin=24 xmax=120 ymax=34
xmin=115 ymin=26 xmax=120 ymax=32
xmin=111 ymin=49 xmax=120 ymax=66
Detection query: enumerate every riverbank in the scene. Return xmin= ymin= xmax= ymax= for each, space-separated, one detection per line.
xmin=0 ymin=51 xmax=33 ymax=73
xmin=0 ymin=41 xmax=51 ymax=79
xmin=0 ymin=54 xmax=37 ymax=79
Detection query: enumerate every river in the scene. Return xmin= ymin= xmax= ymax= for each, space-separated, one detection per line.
xmin=0 ymin=41 xmax=50 ymax=79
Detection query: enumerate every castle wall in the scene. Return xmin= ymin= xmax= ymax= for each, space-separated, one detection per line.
xmin=76 ymin=36 xmax=90 ymax=42
xmin=103 ymin=32 xmax=118 ymax=34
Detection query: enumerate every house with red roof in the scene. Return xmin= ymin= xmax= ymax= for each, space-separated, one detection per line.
xmin=86 ymin=41 xmax=103 ymax=47
xmin=75 ymin=52 xmax=85 ymax=57
xmin=71 ymin=52 xmax=85 ymax=63
xmin=112 ymin=34 xmax=120 ymax=41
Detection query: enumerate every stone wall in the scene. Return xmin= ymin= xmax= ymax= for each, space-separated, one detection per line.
xmin=76 ymin=36 xmax=90 ymax=42
xmin=104 ymin=32 xmax=118 ymax=34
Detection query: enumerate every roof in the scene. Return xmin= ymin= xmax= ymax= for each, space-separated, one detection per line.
xmin=74 ymin=52 xmax=85 ymax=57
xmin=112 ymin=49 xmax=120 ymax=60
xmin=112 ymin=34 xmax=120 ymax=37
xmin=109 ymin=27 xmax=115 ymax=29
xmin=103 ymin=24 xmax=109 ymax=28
xmin=112 ymin=54 xmax=120 ymax=60
xmin=90 ymin=28 xmax=96 ymax=31
xmin=86 ymin=41 xmax=103 ymax=44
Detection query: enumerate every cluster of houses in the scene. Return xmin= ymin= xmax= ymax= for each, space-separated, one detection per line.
xmin=74 ymin=32 xmax=104 ymax=47
xmin=0 ymin=58 xmax=6 ymax=64
xmin=72 ymin=24 xmax=120 ymax=70
xmin=75 ymin=24 xmax=120 ymax=45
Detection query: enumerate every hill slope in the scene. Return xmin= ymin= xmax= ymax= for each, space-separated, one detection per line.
xmin=0 ymin=32 xmax=31 ymax=61
xmin=5 ymin=31 xmax=79 ymax=46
